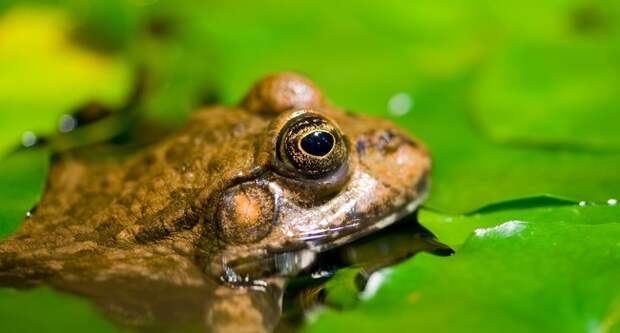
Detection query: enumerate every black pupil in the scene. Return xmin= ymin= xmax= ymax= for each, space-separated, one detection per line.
xmin=300 ymin=131 xmax=334 ymax=157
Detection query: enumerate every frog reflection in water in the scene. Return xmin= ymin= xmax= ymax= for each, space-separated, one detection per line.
xmin=0 ymin=73 xmax=432 ymax=332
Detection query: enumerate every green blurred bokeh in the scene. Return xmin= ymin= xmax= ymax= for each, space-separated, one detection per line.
xmin=0 ymin=0 xmax=619 ymax=332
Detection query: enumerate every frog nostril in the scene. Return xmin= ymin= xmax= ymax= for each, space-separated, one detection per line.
xmin=355 ymin=130 xmax=402 ymax=156
xmin=376 ymin=129 xmax=402 ymax=152
xmin=355 ymin=139 xmax=368 ymax=155
xmin=384 ymin=129 xmax=397 ymax=140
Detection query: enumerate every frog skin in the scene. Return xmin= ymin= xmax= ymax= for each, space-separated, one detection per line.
xmin=0 ymin=72 xmax=430 ymax=331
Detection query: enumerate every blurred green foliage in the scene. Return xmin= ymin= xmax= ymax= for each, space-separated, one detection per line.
xmin=0 ymin=0 xmax=619 ymax=332
xmin=0 ymin=148 xmax=47 ymax=238
xmin=0 ymin=5 xmax=131 ymax=156
xmin=0 ymin=287 xmax=124 ymax=333
xmin=473 ymin=41 xmax=620 ymax=148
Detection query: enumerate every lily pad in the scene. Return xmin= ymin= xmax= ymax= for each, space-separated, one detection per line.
xmin=472 ymin=40 xmax=620 ymax=149
xmin=306 ymin=204 xmax=620 ymax=333
xmin=401 ymin=76 xmax=620 ymax=213
xmin=469 ymin=0 xmax=620 ymax=148
xmin=420 ymin=197 xmax=618 ymax=248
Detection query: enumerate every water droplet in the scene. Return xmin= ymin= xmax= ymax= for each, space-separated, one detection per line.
xmin=21 ymin=131 xmax=37 ymax=147
xmin=387 ymin=92 xmax=413 ymax=116
xmin=59 ymin=114 xmax=77 ymax=133
xmin=608 ymin=199 xmax=617 ymax=206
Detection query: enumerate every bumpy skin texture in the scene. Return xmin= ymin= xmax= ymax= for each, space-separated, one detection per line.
xmin=0 ymin=73 xmax=430 ymax=331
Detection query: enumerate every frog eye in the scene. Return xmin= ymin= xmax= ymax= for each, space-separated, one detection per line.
xmin=299 ymin=130 xmax=335 ymax=157
xmin=277 ymin=114 xmax=347 ymax=178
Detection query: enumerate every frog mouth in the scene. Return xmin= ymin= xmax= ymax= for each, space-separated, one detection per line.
xmin=213 ymin=182 xmax=429 ymax=284
xmin=215 ymin=196 xmax=427 ymax=285
xmin=301 ymin=187 xmax=429 ymax=251
xmin=211 ymin=171 xmax=430 ymax=285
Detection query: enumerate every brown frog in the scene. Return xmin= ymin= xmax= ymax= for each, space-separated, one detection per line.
xmin=0 ymin=72 xmax=430 ymax=331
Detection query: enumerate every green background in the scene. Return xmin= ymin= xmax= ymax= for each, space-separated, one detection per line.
xmin=0 ymin=0 xmax=619 ymax=332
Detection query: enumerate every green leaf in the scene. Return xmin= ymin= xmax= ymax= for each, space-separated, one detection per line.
xmin=420 ymin=197 xmax=619 ymax=248
xmin=306 ymin=204 xmax=620 ymax=333
xmin=0 ymin=148 xmax=48 ymax=239
xmin=0 ymin=287 xmax=125 ymax=333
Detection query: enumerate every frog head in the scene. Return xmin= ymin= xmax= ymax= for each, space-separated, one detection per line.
xmin=194 ymin=73 xmax=431 ymax=278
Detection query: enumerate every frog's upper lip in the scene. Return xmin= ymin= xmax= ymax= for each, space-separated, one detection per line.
xmin=212 ymin=170 xmax=430 ymax=281
xmin=211 ymin=189 xmax=429 ymax=283
xmin=303 ymin=188 xmax=429 ymax=252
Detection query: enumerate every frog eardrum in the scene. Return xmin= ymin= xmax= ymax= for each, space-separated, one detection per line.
xmin=277 ymin=112 xmax=347 ymax=179
xmin=217 ymin=183 xmax=274 ymax=245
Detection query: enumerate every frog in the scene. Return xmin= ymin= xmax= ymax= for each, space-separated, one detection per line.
xmin=0 ymin=72 xmax=431 ymax=331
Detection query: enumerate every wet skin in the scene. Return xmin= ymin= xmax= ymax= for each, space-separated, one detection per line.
xmin=0 ymin=73 xmax=431 ymax=331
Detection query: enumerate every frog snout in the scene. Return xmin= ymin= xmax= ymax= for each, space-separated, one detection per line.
xmin=355 ymin=128 xmax=421 ymax=156
xmin=354 ymin=127 xmax=431 ymax=197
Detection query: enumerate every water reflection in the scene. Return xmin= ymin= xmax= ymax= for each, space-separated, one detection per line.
xmin=0 ymin=214 xmax=449 ymax=332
